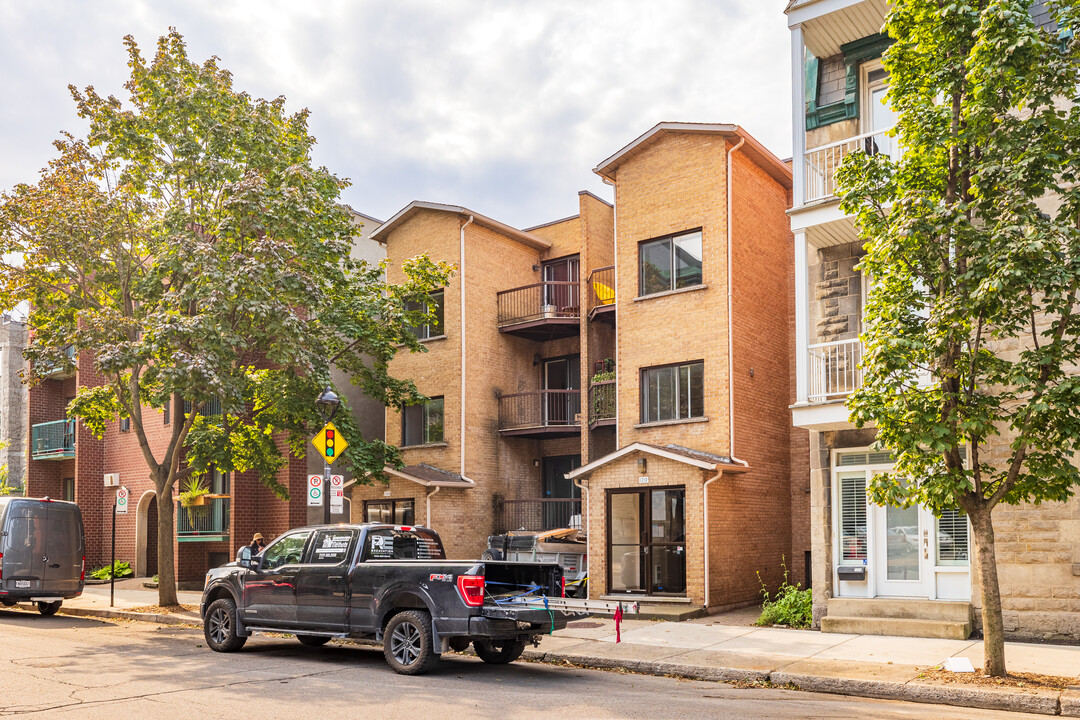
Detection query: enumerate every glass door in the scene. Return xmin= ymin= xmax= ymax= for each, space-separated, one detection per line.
xmin=542 ymin=255 xmax=580 ymax=311
xmin=542 ymin=356 xmax=580 ymax=425
xmin=609 ymin=492 xmax=644 ymax=593
xmin=647 ymin=488 xmax=686 ymax=595
xmin=608 ymin=487 xmax=686 ymax=595
xmin=873 ymin=476 xmax=934 ymax=597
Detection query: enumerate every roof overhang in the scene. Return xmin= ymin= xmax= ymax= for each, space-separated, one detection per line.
xmin=371 ymin=201 xmax=551 ymax=251
xmin=786 ymin=0 xmax=888 ymax=59
xmin=592 ymin=122 xmax=792 ymax=189
xmin=382 ymin=465 xmax=477 ymax=488
xmin=566 ymin=442 xmax=750 ymax=481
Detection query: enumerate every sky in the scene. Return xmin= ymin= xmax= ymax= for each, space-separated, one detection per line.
xmin=0 ymin=1 xmax=793 ymax=230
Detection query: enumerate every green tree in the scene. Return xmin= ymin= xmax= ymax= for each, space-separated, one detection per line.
xmin=837 ymin=1 xmax=1080 ymax=676
xmin=0 ymin=31 xmax=452 ymax=607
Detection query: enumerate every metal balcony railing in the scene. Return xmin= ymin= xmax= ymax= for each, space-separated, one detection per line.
xmin=498 ymin=390 xmax=582 ymax=432
xmin=496 ymin=498 xmax=583 ymax=533
xmin=177 ymin=497 xmax=230 ymax=540
xmin=497 ymin=281 xmax=580 ymax=327
xmin=589 ymin=380 xmax=616 ymax=426
xmin=804 ymin=127 xmax=897 ymax=204
xmin=31 ymin=419 xmax=75 ymax=460
xmin=808 ymin=339 xmax=863 ymax=402
xmin=587 ymin=266 xmax=615 ymax=314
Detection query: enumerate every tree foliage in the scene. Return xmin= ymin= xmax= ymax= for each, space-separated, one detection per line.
xmin=0 ymin=30 xmax=452 ymax=605
xmin=837 ymin=0 xmax=1080 ymax=675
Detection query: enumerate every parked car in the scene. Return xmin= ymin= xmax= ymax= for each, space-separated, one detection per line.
xmin=0 ymin=497 xmax=85 ymax=615
xmin=201 ymin=523 xmax=584 ymax=674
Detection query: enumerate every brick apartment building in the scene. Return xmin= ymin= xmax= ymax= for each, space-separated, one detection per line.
xmin=25 ymin=210 xmax=385 ymax=586
xmin=352 ymin=123 xmax=809 ymax=613
xmin=786 ymin=0 xmax=1079 ymax=640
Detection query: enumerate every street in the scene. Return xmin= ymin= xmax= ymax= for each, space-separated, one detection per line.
xmin=0 ymin=610 xmax=1045 ymax=720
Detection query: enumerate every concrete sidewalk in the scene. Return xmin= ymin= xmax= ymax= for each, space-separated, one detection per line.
xmin=45 ymin=586 xmax=1080 ymax=716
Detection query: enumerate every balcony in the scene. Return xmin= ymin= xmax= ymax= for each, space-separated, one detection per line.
xmin=31 ymin=419 xmax=75 ymax=461
xmin=498 ymin=390 xmax=581 ymax=438
xmin=587 ymin=266 xmax=615 ymax=323
xmin=496 ymin=498 xmax=583 ymax=533
xmin=177 ymin=497 xmax=230 ymax=542
xmin=804 ymin=127 xmax=896 ymax=205
xmin=496 ymin=281 xmax=580 ymax=340
xmin=588 ymin=380 xmax=615 ymax=429
xmin=808 ymin=338 xmax=863 ymax=403
xmin=36 ymin=345 xmax=77 ymax=380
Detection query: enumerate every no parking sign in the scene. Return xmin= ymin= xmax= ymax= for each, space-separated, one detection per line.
xmin=307 ymin=475 xmax=323 ymax=507
xmin=115 ymin=486 xmax=129 ymax=514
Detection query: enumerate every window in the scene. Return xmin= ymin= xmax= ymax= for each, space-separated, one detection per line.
xmin=838 ymin=472 xmax=868 ymax=563
xmin=641 ymin=361 xmax=704 ymax=423
xmin=406 ymin=290 xmax=444 ymax=340
xmin=365 ymin=499 xmax=415 ymax=526
xmin=639 ymin=230 xmax=703 ymax=296
xmin=119 ymin=417 xmax=130 ymax=432
xmin=261 ymin=531 xmax=312 ymax=570
xmin=363 ymin=527 xmax=445 ymax=561
xmin=936 ymin=510 xmax=970 ymax=566
xmin=402 ymin=397 xmax=444 ymax=446
xmin=163 ymin=399 xmax=170 ymax=426
xmin=308 ymin=529 xmax=357 ymax=565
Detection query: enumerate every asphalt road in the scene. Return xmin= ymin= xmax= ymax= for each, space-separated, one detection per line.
xmin=0 ymin=610 xmax=1044 ymax=720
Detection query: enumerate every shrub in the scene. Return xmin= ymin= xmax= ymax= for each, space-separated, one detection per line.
xmin=90 ymin=561 xmax=133 ymax=581
xmin=755 ymin=559 xmax=812 ymax=629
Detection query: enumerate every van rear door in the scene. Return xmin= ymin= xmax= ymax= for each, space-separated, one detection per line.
xmin=44 ymin=505 xmax=83 ymax=595
xmin=3 ymin=504 xmax=47 ymax=593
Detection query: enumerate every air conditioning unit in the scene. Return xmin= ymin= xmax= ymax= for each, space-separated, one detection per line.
xmin=103 ymin=473 xmax=120 ymax=487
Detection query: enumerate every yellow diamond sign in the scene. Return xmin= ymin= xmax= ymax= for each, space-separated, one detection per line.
xmin=311 ymin=422 xmax=348 ymax=465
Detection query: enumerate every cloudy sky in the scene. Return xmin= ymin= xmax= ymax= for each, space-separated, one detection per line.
xmin=0 ymin=1 xmax=793 ymax=230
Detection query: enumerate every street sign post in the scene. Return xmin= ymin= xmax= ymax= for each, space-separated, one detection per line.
xmin=115 ymin=486 xmax=129 ymax=514
xmin=111 ymin=486 xmax=128 ymax=608
xmin=311 ymin=423 xmax=348 ymax=523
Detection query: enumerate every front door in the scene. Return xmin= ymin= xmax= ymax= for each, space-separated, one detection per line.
xmin=608 ymin=487 xmax=686 ymax=596
xmin=873 ymin=499 xmax=934 ymax=598
xmin=542 ymin=455 xmax=581 ymax=529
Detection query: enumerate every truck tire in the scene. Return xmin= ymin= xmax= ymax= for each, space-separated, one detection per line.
xmin=37 ymin=601 xmax=62 ymax=616
xmin=204 ymin=597 xmax=247 ymax=652
xmin=480 ymin=549 xmax=503 ymax=561
xmin=473 ymin=638 xmax=526 ymax=664
xmin=383 ymin=610 xmax=439 ymax=675
xmin=297 ymin=635 xmax=331 ymax=647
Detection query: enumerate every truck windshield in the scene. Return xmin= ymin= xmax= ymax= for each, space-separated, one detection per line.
xmin=364 ymin=528 xmax=445 ymax=560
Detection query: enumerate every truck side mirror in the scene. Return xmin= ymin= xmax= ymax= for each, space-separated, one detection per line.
xmin=238 ymin=546 xmax=252 ymax=569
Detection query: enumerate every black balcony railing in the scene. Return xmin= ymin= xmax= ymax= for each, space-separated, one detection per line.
xmin=177 ymin=497 xmax=230 ymax=540
xmin=497 ymin=281 xmax=580 ymax=327
xmin=498 ymin=390 xmax=581 ymax=434
xmin=31 ymin=419 xmax=75 ymax=460
xmin=496 ymin=498 xmax=583 ymax=533
xmin=589 ymin=380 xmax=616 ymax=426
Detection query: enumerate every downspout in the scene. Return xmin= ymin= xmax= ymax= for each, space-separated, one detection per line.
xmin=601 ymin=177 xmax=619 ymax=446
xmin=460 ymin=215 xmax=474 ymax=478
xmin=573 ymin=476 xmax=590 ymax=599
xmin=702 ymin=470 xmax=723 ymax=610
xmin=426 ymin=485 xmax=440 ymax=527
xmin=726 ymin=137 xmax=746 ymax=465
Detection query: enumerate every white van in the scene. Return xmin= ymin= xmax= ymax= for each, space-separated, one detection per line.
xmin=0 ymin=497 xmax=85 ymax=615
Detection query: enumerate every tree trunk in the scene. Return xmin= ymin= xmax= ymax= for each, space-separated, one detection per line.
xmin=969 ymin=504 xmax=1006 ymax=677
xmin=156 ymin=475 xmax=178 ymax=607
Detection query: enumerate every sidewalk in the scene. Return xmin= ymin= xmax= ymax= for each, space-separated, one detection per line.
xmin=54 ymin=586 xmax=1080 ymax=716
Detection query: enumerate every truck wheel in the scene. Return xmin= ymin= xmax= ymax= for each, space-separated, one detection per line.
xmin=37 ymin=601 xmax=62 ymax=616
xmin=383 ymin=610 xmax=439 ymax=675
xmin=480 ymin=549 xmax=503 ymax=561
xmin=204 ymin=597 xmax=247 ymax=652
xmin=473 ymin=638 xmax=526 ymax=664
xmin=297 ymin=635 xmax=331 ymax=647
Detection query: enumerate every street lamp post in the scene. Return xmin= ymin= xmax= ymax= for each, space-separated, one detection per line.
xmin=315 ymin=387 xmax=340 ymax=524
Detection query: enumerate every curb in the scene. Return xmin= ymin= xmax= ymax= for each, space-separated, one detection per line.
xmin=57 ymin=607 xmax=1074 ymax=715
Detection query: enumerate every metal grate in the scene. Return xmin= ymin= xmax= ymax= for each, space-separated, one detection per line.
xmin=839 ymin=474 xmax=867 ymax=562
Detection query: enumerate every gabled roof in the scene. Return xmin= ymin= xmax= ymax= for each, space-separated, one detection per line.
xmin=383 ymin=463 xmax=477 ymax=488
xmin=371 ymin=201 xmax=551 ymax=250
xmin=592 ymin=122 xmax=792 ymax=189
xmin=565 ymin=442 xmax=750 ymax=480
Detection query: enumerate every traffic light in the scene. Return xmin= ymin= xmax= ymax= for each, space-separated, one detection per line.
xmin=325 ymin=428 xmax=335 ymax=458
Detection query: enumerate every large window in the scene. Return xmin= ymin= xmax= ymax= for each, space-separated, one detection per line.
xmin=641 ymin=361 xmax=704 ymax=423
xmin=639 ymin=230 xmax=703 ymax=296
xmin=402 ymin=397 xmax=444 ymax=446
xmin=364 ymin=499 xmax=415 ymax=526
xmin=406 ymin=290 xmax=444 ymax=340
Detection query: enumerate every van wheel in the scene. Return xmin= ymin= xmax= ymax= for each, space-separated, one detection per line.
xmin=37 ymin=601 xmax=62 ymax=616
xmin=297 ymin=635 xmax=331 ymax=647
xmin=204 ymin=597 xmax=247 ymax=652
xmin=383 ymin=610 xmax=439 ymax=675
xmin=473 ymin=638 xmax=526 ymax=664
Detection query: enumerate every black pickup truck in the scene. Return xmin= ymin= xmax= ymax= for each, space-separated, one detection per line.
xmin=200 ymin=523 xmax=579 ymax=674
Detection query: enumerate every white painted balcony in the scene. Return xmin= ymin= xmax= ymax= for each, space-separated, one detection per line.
xmin=804 ymin=127 xmax=897 ymax=205
xmin=808 ymin=338 xmax=863 ymax=403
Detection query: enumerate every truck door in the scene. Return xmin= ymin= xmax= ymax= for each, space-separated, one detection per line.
xmin=242 ymin=530 xmax=311 ymax=627
xmin=294 ymin=529 xmax=357 ymax=631
xmin=3 ymin=504 xmax=47 ymax=593
xmin=44 ymin=505 xmax=84 ymax=595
